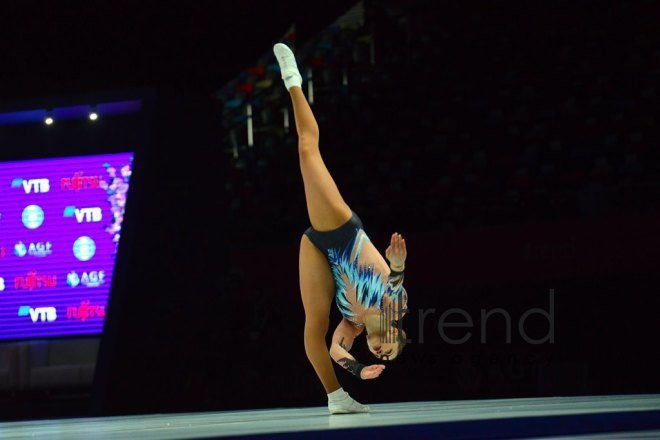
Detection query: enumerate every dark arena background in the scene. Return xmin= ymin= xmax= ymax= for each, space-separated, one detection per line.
xmin=1 ymin=1 xmax=660 ymax=438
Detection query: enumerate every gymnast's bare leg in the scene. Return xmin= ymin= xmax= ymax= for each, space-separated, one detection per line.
xmin=274 ymin=42 xmax=369 ymax=413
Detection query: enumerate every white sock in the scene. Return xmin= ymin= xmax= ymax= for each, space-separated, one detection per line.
xmin=327 ymin=387 xmax=370 ymax=414
xmin=327 ymin=388 xmax=347 ymax=400
xmin=283 ymin=73 xmax=302 ymax=91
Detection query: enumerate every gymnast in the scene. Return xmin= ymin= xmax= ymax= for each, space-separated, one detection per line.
xmin=273 ymin=43 xmax=409 ymax=414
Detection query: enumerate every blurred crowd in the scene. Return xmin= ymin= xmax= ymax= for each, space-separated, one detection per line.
xmin=217 ymin=0 xmax=659 ymax=246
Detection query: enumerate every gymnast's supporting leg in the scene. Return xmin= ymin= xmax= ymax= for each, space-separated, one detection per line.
xmin=274 ymin=42 xmax=368 ymax=413
xmin=299 ymin=235 xmax=341 ymax=394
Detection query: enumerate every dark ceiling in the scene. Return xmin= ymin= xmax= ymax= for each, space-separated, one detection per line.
xmin=0 ymin=0 xmax=360 ymax=102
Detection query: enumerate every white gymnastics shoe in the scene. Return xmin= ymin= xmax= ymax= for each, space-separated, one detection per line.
xmin=327 ymin=387 xmax=370 ymax=414
xmin=273 ymin=42 xmax=303 ymax=90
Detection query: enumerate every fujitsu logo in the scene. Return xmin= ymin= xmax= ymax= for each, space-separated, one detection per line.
xmin=67 ymin=301 xmax=105 ymax=321
xmin=14 ymin=270 xmax=58 ymax=290
xmin=60 ymin=172 xmax=105 ymax=191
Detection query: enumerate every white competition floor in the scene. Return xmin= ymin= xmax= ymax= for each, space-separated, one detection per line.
xmin=1 ymin=394 xmax=659 ymax=439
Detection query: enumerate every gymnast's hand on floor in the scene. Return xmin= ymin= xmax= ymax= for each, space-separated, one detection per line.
xmin=385 ymin=232 xmax=407 ymax=270
xmin=360 ymin=364 xmax=386 ymax=380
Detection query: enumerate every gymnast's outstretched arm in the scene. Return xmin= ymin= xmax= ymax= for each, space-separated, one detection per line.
xmin=330 ymin=318 xmax=385 ymax=380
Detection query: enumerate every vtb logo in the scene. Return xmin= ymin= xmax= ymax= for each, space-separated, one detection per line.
xmin=18 ymin=305 xmax=58 ymax=323
xmin=11 ymin=178 xmax=51 ymax=194
xmin=63 ymin=206 xmax=103 ymax=223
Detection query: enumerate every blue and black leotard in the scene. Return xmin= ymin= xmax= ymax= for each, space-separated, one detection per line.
xmin=304 ymin=211 xmax=407 ymax=328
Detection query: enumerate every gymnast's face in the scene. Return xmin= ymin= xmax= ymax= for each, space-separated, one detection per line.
xmin=366 ymin=327 xmax=402 ymax=361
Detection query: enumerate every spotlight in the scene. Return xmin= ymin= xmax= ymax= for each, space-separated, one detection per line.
xmin=89 ymin=111 xmax=98 ymax=121
xmin=44 ymin=115 xmax=54 ymax=125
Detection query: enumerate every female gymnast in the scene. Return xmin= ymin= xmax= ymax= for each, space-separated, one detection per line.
xmin=273 ymin=43 xmax=409 ymax=414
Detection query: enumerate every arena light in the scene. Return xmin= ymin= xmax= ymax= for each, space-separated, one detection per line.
xmin=282 ymin=107 xmax=289 ymax=132
xmin=0 ymin=100 xmax=142 ymax=127
xmin=246 ymin=103 xmax=253 ymax=147
xmin=306 ymin=67 xmax=314 ymax=104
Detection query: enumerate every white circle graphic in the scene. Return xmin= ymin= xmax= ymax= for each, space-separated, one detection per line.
xmin=22 ymin=205 xmax=44 ymax=229
xmin=73 ymin=236 xmax=96 ymax=261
